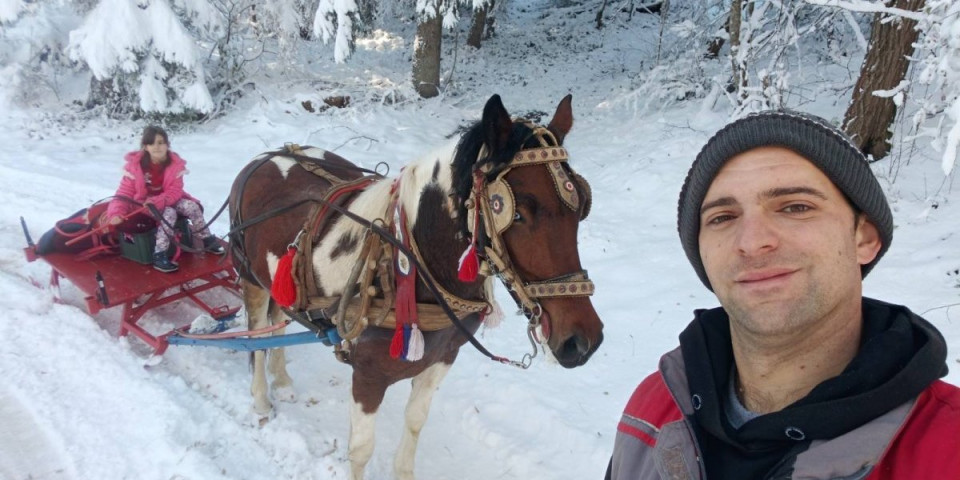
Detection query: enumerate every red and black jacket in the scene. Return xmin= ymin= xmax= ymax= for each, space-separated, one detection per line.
xmin=607 ymin=298 xmax=960 ymax=479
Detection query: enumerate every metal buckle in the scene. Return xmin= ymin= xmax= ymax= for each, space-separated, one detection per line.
xmin=287 ymin=229 xmax=306 ymax=250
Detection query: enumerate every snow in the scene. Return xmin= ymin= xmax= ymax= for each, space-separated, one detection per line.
xmin=1 ymin=2 xmax=959 ymax=480
xmin=67 ymin=0 xmax=148 ymax=77
xmin=0 ymin=0 xmax=22 ymax=24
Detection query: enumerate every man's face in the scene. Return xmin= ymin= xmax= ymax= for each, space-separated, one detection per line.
xmin=698 ymin=146 xmax=881 ymax=338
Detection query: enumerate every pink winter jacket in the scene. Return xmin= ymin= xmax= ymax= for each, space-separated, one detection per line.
xmin=105 ymin=150 xmax=199 ymax=219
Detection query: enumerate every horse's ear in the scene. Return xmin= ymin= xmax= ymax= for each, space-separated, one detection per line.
xmin=547 ymin=94 xmax=574 ymax=145
xmin=482 ymin=94 xmax=513 ymax=154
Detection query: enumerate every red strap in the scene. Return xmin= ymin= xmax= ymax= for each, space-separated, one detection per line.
xmin=309 ymin=177 xmax=377 ymax=238
xmin=394 ymin=204 xmax=418 ymax=328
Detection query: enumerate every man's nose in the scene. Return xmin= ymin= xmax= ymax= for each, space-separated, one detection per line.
xmin=735 ymin=213 xmax=779 ymax=256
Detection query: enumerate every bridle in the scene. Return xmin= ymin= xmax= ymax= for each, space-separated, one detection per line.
xmin=464 ymin=123 xmax=595 ymax=337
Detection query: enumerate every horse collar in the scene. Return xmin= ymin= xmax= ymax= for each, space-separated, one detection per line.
xmin=388 ymin=176 xmax=489 ymax=320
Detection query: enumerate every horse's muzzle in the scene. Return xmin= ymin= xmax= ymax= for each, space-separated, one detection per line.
xmin=555 ymin=331 xmax=603 ymax=368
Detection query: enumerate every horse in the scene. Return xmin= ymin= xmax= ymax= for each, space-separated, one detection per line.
xmin=227 ymin=94 xmax=604 ymax=479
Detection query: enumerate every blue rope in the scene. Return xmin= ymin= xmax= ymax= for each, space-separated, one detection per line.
xmin=167 ymin=329 xmax=341 ymax=352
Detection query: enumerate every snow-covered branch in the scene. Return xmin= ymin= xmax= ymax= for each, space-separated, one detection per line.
xmin=805 ymin=0 xmax=926 ymax=22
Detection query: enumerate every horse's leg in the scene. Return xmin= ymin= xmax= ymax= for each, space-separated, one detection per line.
xmin=349 ymin=375 xmax=388 ymax=480
xmin=394 ymin=361 xmax=453 ymax=480
xmin=242 ymin=279 xmax=273 ymax=416
xmin=266 ymin=303 xmax=295 ymax=402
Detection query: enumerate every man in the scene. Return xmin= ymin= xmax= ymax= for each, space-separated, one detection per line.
xmin=606 ymin=111 xmax=960 ymax=479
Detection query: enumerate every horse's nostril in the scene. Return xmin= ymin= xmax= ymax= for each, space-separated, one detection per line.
xmin=556 ymin=332 xmax=602 ymax=368
xmin=558 ymin=335 xmax=589 ymax=365
xmin=575 ymin=334 xmax=590 ymax=354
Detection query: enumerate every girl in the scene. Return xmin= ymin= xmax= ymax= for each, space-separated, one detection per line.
xmin=105 ymin=125 xmax=224 ymax=273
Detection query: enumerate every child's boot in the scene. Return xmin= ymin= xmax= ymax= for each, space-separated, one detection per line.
xmin=153 ymin=251 xmax=179 ymax=273
xmin=203 ymin=236 xmax=226 ymax=255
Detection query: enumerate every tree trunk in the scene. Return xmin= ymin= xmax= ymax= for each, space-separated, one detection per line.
xmin=728 ymin=0 xmax=746 ymax=101
xmin=356 ymin=0 xmax=377 ymax=35
xmin=706 ymin=12 xmax=727 ymax=59
xmin=467 ymin=2 xmax=490 ymax=48
xmin=595 ymin=0 xmax=608 ymax=29
xmin=86 ymin=76 xmax=123 ymax=112
xmin=843 ymin=0 xmax=925 ymax=160
xmin=413 ymin=4 xmax=443 ymax=98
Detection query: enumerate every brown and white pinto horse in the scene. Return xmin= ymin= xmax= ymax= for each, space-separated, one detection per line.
xmin=227 ymin=94 xmax=603 ymax=479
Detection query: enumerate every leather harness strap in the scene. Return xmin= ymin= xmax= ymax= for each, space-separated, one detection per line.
xmin=294 ymin=176 xmax=378 ymax=311
xmin=279 ymin=155 xmax=488 ymax=340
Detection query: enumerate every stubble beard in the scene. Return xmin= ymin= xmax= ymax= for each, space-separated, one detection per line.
xmin=718 ymin=261 xmax=827 ymax=339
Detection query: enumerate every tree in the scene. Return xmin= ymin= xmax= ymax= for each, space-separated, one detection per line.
xmin=314 ymin=0 xmax=359 ymax=63
xmin=413 ymin=0 xmax=444 ymax=98
xmin=843 ymin=0 xmax=925 ymax=160
xmin=911 ymin=0 xmax=960 ymax=175
xmin=0 ymin=0 xmax=81 ymax=106
xmin=466 ymin=0 xmax=493 ymax=48
xmin=728 ymin=0 xmax=745 ymax=102
xmin=67 ymin=0 xmax=216 ymax=116
xmin=411 ymin=0 xmax=491 ymax=98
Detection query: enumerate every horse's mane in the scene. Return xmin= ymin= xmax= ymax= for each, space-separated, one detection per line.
xmin=451 ymin=119 xmax=542 ymax=237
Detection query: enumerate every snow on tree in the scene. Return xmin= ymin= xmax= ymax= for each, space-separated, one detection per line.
xmin=0 ymin=1 xmax=83 ymax=107
xmin=311 ymin=0 xmax=491 ymax=66
xmin=0 ymin=0 xmax=25 ymax=23
xmin=171 ymin=0 xmax=222 ymax=32
xmin=911 ymin=0 xmax=960 ymax=175
xmin=67 ymin=0 xmax=214 ymax=115
xmin=314 ymin=0 xmax=359 ymax=63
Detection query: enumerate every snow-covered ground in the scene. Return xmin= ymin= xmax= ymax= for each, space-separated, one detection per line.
xmin=1 ymin=3 xmax=958 ymax=480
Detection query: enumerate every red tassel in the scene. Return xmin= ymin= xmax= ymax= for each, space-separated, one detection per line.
xmin=458 ymin=243 xmax=479 ymax=282
xmin=271 ymin=247 xmax=297 ymax=307
xmin=389 ymin=323 xmax=405 ymax=359
xmin=459 ymin=184 xmax=482 ymax=283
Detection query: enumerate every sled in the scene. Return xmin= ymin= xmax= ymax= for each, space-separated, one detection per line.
xmin=22 ymin=214 xmax=243 ymax=355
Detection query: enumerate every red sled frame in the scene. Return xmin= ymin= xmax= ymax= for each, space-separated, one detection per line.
xmin=24 ymin=240 xmax=241 ymax=355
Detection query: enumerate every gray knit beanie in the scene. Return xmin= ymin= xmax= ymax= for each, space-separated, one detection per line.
xmin=677 ymin=110 xmax=893 ymax=291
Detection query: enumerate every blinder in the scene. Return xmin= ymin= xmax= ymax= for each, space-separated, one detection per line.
xmin=473 ymin=146 xmax=592 ymax=235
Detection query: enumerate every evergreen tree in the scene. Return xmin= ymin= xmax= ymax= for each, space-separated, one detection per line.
xmin=314 ymin=0 xmax=359 ymax=63
xmin=67 ymin=0 xmax=215 ymax=116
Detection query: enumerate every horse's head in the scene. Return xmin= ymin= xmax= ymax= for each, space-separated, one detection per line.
xmin=453 ymin=94 xmax=603 ymax=368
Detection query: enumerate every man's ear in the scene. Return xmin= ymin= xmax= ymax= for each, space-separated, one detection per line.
xmin=855 ymin=214 xmax=882 ymax=266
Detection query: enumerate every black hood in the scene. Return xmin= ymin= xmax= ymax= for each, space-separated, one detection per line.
xmin=679 ymin=297 xmax=949 ymax=476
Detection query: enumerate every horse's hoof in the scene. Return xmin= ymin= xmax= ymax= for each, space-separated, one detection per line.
xmin=246 ymin=405 xmax=274 ymax=427
xmin=273 ymin=384 xmax=297 ymax=403
xmin=252 ymin=400 xmax=274 ymax=418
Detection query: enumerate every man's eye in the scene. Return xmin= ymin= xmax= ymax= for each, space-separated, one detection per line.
xmin=706 ymin=214 xmax=733 ymax=225
xmin=782 ymin=204 xmax=812 ymax=213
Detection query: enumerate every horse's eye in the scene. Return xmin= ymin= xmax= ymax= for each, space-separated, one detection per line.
xmin=513 ymin=212 xmax=522 ymax=222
